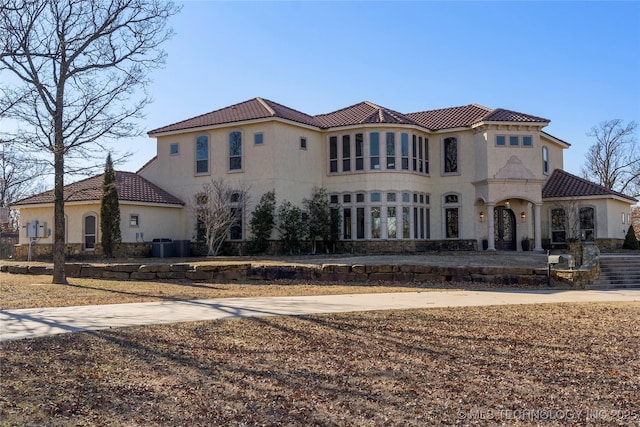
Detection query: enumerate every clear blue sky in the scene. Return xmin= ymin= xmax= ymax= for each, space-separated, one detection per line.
xmin=113 ymin=0 xmax=640 ymax=177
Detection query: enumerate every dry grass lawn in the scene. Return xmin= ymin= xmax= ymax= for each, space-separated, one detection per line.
xmin=1 ymin=302 xmax=639 ymax=426
xmin=0 ymin=272 xmax=428 ymax=310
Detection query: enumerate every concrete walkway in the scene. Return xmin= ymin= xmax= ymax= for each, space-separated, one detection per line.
xmin=2 ymin=289 xmax=639 ymax=342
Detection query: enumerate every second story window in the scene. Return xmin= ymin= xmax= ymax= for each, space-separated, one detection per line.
xmin=370 ymin=132 xmax=380 ymax=170
xmin=443 ymin=137 xmax=458 ymax=174
xmin=342 ymin=135 xmax=350 ymax=171
xmin=229 ymin=131 xmax=242 ymax=171
xmin=542 ymin=146 xmax=549 ymax=174
xmin=401 ymin=133 xmax=409 ymax=170
xmin=170 ymin=143 xmax=179 ymax=155
xmin=355 ymin=133 xmax=364 ymax=171
xmin=329 ymin=136 xmax=338 ymax=173
xmin=386 ymin=132 xmax=395 ymax=169
xmin=196 ymin=135 xmax=209 ymax=174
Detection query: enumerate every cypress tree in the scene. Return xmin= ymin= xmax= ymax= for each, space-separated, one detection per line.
xmin=101 ymin=153 xmax=121 ymax=257
xmin=622 ymin=224 xmax=639 ymax=250
xmin=249 ymin=190 xmax=276 ymax=254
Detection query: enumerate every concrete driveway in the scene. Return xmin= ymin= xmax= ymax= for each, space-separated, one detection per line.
xmin=2 ymin=289 xmax=639 ymax=342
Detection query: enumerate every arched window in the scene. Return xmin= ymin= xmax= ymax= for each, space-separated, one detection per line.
xmin=84 ymin=213 xmax=97 ymax=250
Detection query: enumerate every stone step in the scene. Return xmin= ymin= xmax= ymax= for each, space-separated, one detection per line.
xmin=591 ymin=254 xmax=640 ymax=289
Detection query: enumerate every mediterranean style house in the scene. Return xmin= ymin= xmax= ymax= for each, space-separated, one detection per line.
xmin=11 ymin=97 xmax=637 ymax=259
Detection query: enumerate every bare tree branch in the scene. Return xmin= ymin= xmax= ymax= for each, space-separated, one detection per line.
xmin=581 ymin=119 xmax=639 ymax=197
xmin=0 ymin=0 xmax=180 ymax=283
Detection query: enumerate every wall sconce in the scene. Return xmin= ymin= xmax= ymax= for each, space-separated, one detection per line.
xmin=520 ymin=211 xmax=526 ymax=222
xmin=479 ymin=211 xmax=485 ymax=222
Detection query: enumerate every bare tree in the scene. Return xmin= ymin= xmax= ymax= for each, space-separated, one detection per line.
xmin=192 ymin=179 xmax=248 ymax=257
xmin=581 ymin=119 xmax=639 ymax=197
xmin=0 ymin=0 xmax=179 ymax=283
xmin=0 ymin=143 xmax=47 ymax=209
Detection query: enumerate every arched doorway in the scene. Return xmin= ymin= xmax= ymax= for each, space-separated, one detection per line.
xmin=494 ymin=206 xmax=516 ymax=251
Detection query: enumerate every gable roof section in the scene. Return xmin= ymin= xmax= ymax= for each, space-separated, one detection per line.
xmin=148 ymin=97 xmax=320 ymax=135
xmin=12 ymin=171 xmax=184 ymax=206
xmin=405 ymin=104 xmax=492 ymax=130
xmin=482 ymin=108 xmax=549 ymax=124
xmin=542 ymin=169 xmax=637 ymax=203
xmin=315 ymin=101 xmax=420 ymax=128
xmin=405 ymin=105 xmax=549 ymax=131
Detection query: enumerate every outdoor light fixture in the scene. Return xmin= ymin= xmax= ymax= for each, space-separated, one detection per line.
xmin=521 ymin=211 xmax=526 ymax=221
xmin=479 ymin=211 xmax=485 ymax=222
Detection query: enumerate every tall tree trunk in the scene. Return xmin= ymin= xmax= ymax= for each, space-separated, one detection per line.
xmin=52 ymin=148 xmax=67 ymax=284
xmin=52 ymin=96 xmax=67 ymax=284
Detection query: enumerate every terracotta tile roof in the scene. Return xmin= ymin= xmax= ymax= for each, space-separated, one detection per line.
xmin=315 ymin=101 xmax=419 ymax=128
xmin=542 ymin=169 xmax=637 ymax=202
xmin=148 ymin=97 xmax=320 ymax=134
xmin=148 ymin=98 xmax=552 ymax=135
xmin=405 ymin=104 xmax=492 ymax=130
xmin=11 ymin=171 xmax=184 ymax=206
xmin=483 ymin=108 xmax=549 ymax=123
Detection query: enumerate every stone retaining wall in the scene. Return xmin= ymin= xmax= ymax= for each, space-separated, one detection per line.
xmin=1 ymin=262 xmax=587 ymax=288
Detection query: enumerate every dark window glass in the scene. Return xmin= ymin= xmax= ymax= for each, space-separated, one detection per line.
xmin=355 ymin=133 xmax=364 ymax=170
xmin=446 ymin=208 xmax=459 ymax=238
xmin=342 ymin=135 xmax=351 ymax=172
xmin=444 ymin=137 xmax=458 ymax=173
xmin=356 ymin=207 xmax=365 ymax=239
xmin=329 ymin=136 xmax=338 ymax=173
xmin=370 ymin=133 xmax=380 ymax=170
xmin=196 ymin=135 xmax=209 ymax=174
xmin=401 ymin=133 xmax=409 ymax=170
xmin=229 ymin=131 xmax=242 ymax=170
xmin=386 ymin=132 xmax=395 ymax=169
xmin=343 ymin=208 xmax=352 ymax=239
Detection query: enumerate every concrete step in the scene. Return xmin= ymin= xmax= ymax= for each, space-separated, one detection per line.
xmin=590 ymin=254 xmax=640 ymax=289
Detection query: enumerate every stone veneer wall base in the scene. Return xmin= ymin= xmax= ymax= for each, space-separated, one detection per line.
xmin=1 ymin=261 xmax=591 ymax=288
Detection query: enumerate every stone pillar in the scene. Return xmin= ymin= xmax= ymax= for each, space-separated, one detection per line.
xmin=534 ymin=203 xmax=543 ymax=252
xmin=487 ymin=203 xmax=496 ymax=251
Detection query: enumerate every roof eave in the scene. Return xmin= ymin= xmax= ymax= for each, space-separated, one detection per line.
xmin=148 ymin=116 xmax=321 ymax=138
xmin=542 ymin=194 xmax=637 ymax=204
xmin=541 ymin=131 xmax=571 ymax=148
xmin=473 ymin=120 xmax=550 ymax=129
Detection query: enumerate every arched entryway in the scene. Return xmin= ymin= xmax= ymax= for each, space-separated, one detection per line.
xmin=494 ymin=206 xmax=516 ymax=251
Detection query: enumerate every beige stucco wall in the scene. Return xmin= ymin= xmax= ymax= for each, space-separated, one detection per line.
xmin=140 ymin=120 xmax=325 ymax=239
xmin=16 ymin=202 xmax=183 ymax=246
xmin=539 ymin=196 xmax=633 ymax=242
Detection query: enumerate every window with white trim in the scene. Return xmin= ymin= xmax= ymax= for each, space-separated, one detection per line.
xmin=580 ymin=206 xmax=595 ymax=241
xmin=443 ymin=137 xmax=458 ymax=174
xmin=229 ymin=131 xmax=242 ymax=171
xmin=195 ymin=135 xmax=209 ymax=174
xmin=84 ymin=213 xmax=97 ymax=250
xmin=443 ymin=194 xmax=460 ymax=238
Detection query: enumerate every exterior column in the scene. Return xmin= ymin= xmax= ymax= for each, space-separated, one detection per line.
xmin=534 ymin=203 xmax=543 ymax=252
xmin=486 ymin=203 xmax=496 ymax=251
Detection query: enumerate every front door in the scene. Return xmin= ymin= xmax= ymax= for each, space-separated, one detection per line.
xmin=494 ymin=207 xmax=516 ymax=251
